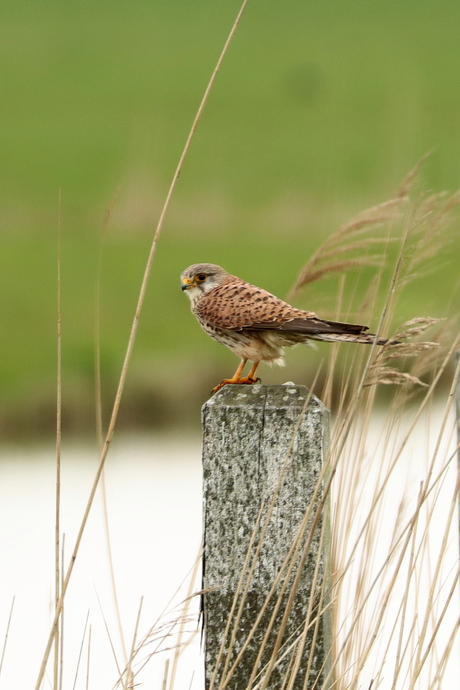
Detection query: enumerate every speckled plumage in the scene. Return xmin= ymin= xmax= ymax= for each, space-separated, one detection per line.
xmin=180 ymin=263 xmax=389 ymax=391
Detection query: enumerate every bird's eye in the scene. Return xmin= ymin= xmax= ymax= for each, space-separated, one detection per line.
xmin=196 ymin=274 xmax=206 ymax=281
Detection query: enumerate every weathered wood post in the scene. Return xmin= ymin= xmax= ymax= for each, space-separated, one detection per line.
xmin=202 ymin=383 xmax=331 ymax=690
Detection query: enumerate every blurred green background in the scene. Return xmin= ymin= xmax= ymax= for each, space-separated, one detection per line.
xmin=1 ymin=0 xmax=459 ymax=438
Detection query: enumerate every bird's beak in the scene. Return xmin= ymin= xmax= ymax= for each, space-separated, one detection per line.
xmin=181 ymin=278 xmax=193 ymax=291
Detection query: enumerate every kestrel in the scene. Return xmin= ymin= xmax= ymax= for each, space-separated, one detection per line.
xmin=181 ymin=263 xmax=390 ymax=393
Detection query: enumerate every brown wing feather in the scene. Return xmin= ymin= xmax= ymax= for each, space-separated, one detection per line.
xmin=247 ymin=318 xmax=369 ymax=336
xmin=195 ymin=276 xmax=369 ymax=336
xmin=195 ymin=276 xmax=315 ymax=330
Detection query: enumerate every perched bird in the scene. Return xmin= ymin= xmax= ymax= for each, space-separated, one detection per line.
xmin=181 ymin=263 xmax=390 ymax=393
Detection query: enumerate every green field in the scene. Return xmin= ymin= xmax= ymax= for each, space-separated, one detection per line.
xmin=1 ymin=0 xmax=459 ymax=437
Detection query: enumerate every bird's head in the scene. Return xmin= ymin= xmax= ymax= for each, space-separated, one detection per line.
xmin=180 ymin=264 xmax=229 ymax=304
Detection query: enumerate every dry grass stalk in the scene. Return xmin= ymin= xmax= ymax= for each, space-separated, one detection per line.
xmin=54 ymin=189 xmax=62 ymax=690
xmin=112 ymin=550 xmax=202 ymax=688
xmin=324 ymin=207 xmax=456 ymax=687
xmin=113 ymin=612 xmax=199 ymax=689
xmin=85 ymin=625 xmax=92 ymax=690
xmin=166 ymin=547 xmax=202 ymax=690
xmin=162 ymin=659 xmax=170 ymax=690
xmin=123 ymin=597 xmax=143 ymax=690
xmin=327 ymin=348 xmax=459 ymax=689
xmin=94 ymin=587 xmax=123 ymax=680
xmin=96 ymin=193 xmax=129 ymax=669
xmin=0 ymin=596 xmax=15 ymax=682
xmin=71 ymin=611 xmax=90 ymax=690
xmin=34 ymin=3 xmax=251 ymax=686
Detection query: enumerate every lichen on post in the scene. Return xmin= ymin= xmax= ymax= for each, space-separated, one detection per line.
xmin=202 ymin=383 xmax=330 ymax=690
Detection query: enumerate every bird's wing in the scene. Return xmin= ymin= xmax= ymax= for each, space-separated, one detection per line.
xmin=196 ymin=278 xmax=369 ymax=336
xmin=195 ymin=278 xmax=310 ymax=329
xmin=248 ymin=317 xmax=369 ymax=336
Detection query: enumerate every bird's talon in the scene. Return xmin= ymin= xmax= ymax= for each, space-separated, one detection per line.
xmin=211 ymin=375 xmax=261 ymax=395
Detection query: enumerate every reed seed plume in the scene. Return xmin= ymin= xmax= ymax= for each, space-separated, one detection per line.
xmin=365 ymin=317 xmax=443 ymax=389
xmin=397 ymin=190 xmax=460 ymax=289
xmin=288 ymin=197 xmax=404 ymax=300
xmin=392 ymin=151 xmax=434 ymax=200
xmin=289 ymin=155 xmax=459 ymax=312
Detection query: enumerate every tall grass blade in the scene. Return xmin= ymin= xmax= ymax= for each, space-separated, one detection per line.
xmin=0 ymin=596 xmax=15 ymax=681
xmin=33 ymin=3 xmax=250 ymax=686
xmin=71 ymin=611 xmax=90 ymax=690
xmin=54 ymin=189 xmax=62 ymax=690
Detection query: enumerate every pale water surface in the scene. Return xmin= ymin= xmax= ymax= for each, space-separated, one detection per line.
xmin=0 ymin=407 xmax=459 ymax=689
xmin=0 ymin=434 xmax=204 ymax=689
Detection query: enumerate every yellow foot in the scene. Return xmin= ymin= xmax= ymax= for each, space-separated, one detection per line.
xmin=211 ymin=376 xmax=261 ymax=395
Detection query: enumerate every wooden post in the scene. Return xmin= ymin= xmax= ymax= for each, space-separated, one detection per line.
xmin=202 ymin=383 xmax=330 ymax=690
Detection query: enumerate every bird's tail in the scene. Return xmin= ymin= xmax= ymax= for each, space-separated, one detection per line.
xmin=307 ymin=318 xmax=394 ymax=345
xmin=310 ymin=331 xmax=391 ymax=346
xmin=254 ymin=315 xmax=398 ymax=346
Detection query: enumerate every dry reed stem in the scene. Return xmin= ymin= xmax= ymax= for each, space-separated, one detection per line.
xmin=59 ymin=535 xmax=65 ymax=690
xmin=96 ymin=192 xmax=128 ymax=667
xmin=34 ymin=3 xmax=250 ymax=686
xmin=85 ymin=625 xmax=92 ymax=690
xmin=334 ymin=335 xmax=459 ymax=592
xmin=123 ymin=597 xmax=143 ymax=690
xmin=208 ymin=501 xmax=267 ymax=690
xmin=167 ymin=545 xmax=201 ymax=690
xmin=54 ymin=189 xmax=62 ymax=690
xmin=230 ymin=409 xmax=349 ymax=690
xmin=388 ymin=486 xmax=423 ymax=690
xmin=321 ymin=275 xmax=346 ymax=407
xmin=407 ymin=462 xmax=460 ymax=688
xmin=71 ymin=611 xmax=90 ymax=690
xmin=256 ymin=487 xmax=328 ymax=690
xmin=427 ymin=614 xmax=460 ymax=690
xmin=117 ymin=564 xmax=202 ymax=685
xmin=330 ymin=436 xmax=453 ymax=688
xmin=246 ymin=473 xmax=326 ymax=688
xmin=330 ymin=348 xmax=460 ymax=688
xmin=0 ymin=596 xmax=15 ymax=681
xmin=414 ymin=565 xmax=460 ymax=688
xmin=162 ymin=659 xmax=170 ymax=690
xmin=329 ymin=498 xmax=421 ymax=687
xmin=295 ymin=525 xmax=326 ymax=690
xmin=124 ymin=603 xmax=199 ymax=680
xmin=306 ymin=178 xmax=460 ymax=688
xmin=350 ymin=489 xmax=428 ymax=684
xmin=247 ymin=600 xmax=333 ymax=690
xmin=94 ymin=586 xmax=123 ymax=679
